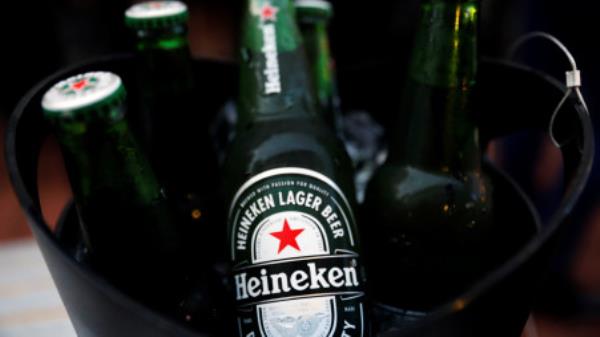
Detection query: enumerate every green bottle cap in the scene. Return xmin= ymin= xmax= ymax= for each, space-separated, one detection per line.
xmin=295 ymin=0 xmax=333 ymax=21
xmin=125 ymin=1 xmax=189 ymax=30
xmin=42 ymin=71 xmax=126 ymax=120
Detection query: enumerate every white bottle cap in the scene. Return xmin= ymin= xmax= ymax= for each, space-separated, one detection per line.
xmin=42 ymin=71 xmax=123 ymax=113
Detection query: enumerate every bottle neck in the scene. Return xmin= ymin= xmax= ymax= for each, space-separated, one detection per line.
xmin=238 ymin=0 xmax=317 ymax=130
xmin=390 ymin=0 xmax=481 ymax=174
xmin=133 ymin=25 xmax=195 ymax=95
xmin=299 ymin=18 xmax=334 ymax=116
xmin=53 ymin=105 xmax=163 ymax=208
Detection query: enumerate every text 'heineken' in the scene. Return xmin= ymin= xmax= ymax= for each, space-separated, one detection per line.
xmin=224 ymin=0 xmax=367 ymax=336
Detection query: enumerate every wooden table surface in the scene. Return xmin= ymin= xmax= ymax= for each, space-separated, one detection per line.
xmin=0 ymin=240 xmax=76 ymax=337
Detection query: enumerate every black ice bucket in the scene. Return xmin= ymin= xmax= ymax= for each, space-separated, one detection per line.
xmin=5 ymin=54 xmax=594 ymax=337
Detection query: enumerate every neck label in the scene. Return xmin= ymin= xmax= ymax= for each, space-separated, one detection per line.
xmin=256 ymin=2 xmax=282 ymax=95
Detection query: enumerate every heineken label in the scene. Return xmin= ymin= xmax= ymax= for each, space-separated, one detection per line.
xmin=254 ymin=2 xmax=282 ymax=95
xmin=229 ymin=167 xmax=365 ymax=337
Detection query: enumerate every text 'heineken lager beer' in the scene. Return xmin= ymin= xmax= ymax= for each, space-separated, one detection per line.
xmin=362 ymin=0 xmax=493 ymax=324
xmin=295 ymin=0 xmax=340 ymax=133
xmin=224 ymin=0 xmax=368 ymax=336
xmin=42 ymin=71 xmax=188 ymax=310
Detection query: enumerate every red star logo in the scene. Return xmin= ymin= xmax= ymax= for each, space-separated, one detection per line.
xmin=147 ymin=2 xmax=163 ymax=9
xmin=270 ymin=219 xmax=304 ymax=254
xmin=71 ymin=79 xmax=88 ymax=91
xmin=260 ymin=3 xmax=279 ymax=22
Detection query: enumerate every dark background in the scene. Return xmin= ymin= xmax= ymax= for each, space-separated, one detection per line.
xmin=0 ymin=1 xmax=599 ymax=336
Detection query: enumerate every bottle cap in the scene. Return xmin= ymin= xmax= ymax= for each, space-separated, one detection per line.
xmin=295 ymin=0 xmax=333 ymax=21
xmin=42 ymin=71 xmax=126 ymax=119
xmin=125 ymin=1 xmax=189 ymax=30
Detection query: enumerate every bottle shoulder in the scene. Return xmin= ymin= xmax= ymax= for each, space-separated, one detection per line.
xmin=365 ymin=163 xmax=493 ymax=211
xmin=223 ymin=119 xmax=355 ymax=198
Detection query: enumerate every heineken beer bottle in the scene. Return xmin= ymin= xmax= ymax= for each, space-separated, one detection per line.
xmin=362 ymin=0 xmax=493 ymax=322
xmin=42 ymin=71 xmax=187 ymax=309
xmin=295 ymin=0 xmax=340 ymax=132
xmin=125 ymin=0 xmax=195 ymax=150
xmin=125 ymin=1 xmax=221 ymax=259
xmin=223 ymin=1 xmax=368 ymax=336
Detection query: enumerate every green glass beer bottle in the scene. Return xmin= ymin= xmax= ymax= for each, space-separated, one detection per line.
xmin=295 ymin=0 xmax=340 ymax=132
xmin=125 ymin=1 xmax=218 ymax=231
xmin=223 ymin=0 xmax=367 ymax=336
xmin=362 ymin=0 xmax=493 ymax=322
xmin=42 ymin=71 xmax=188 ymax=309
xmin=125 ymin=0 xmax=194 ymax=148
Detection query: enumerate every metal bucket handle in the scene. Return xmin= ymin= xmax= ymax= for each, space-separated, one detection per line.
xmin=390 ymin=59 xmax=595 ymax=336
